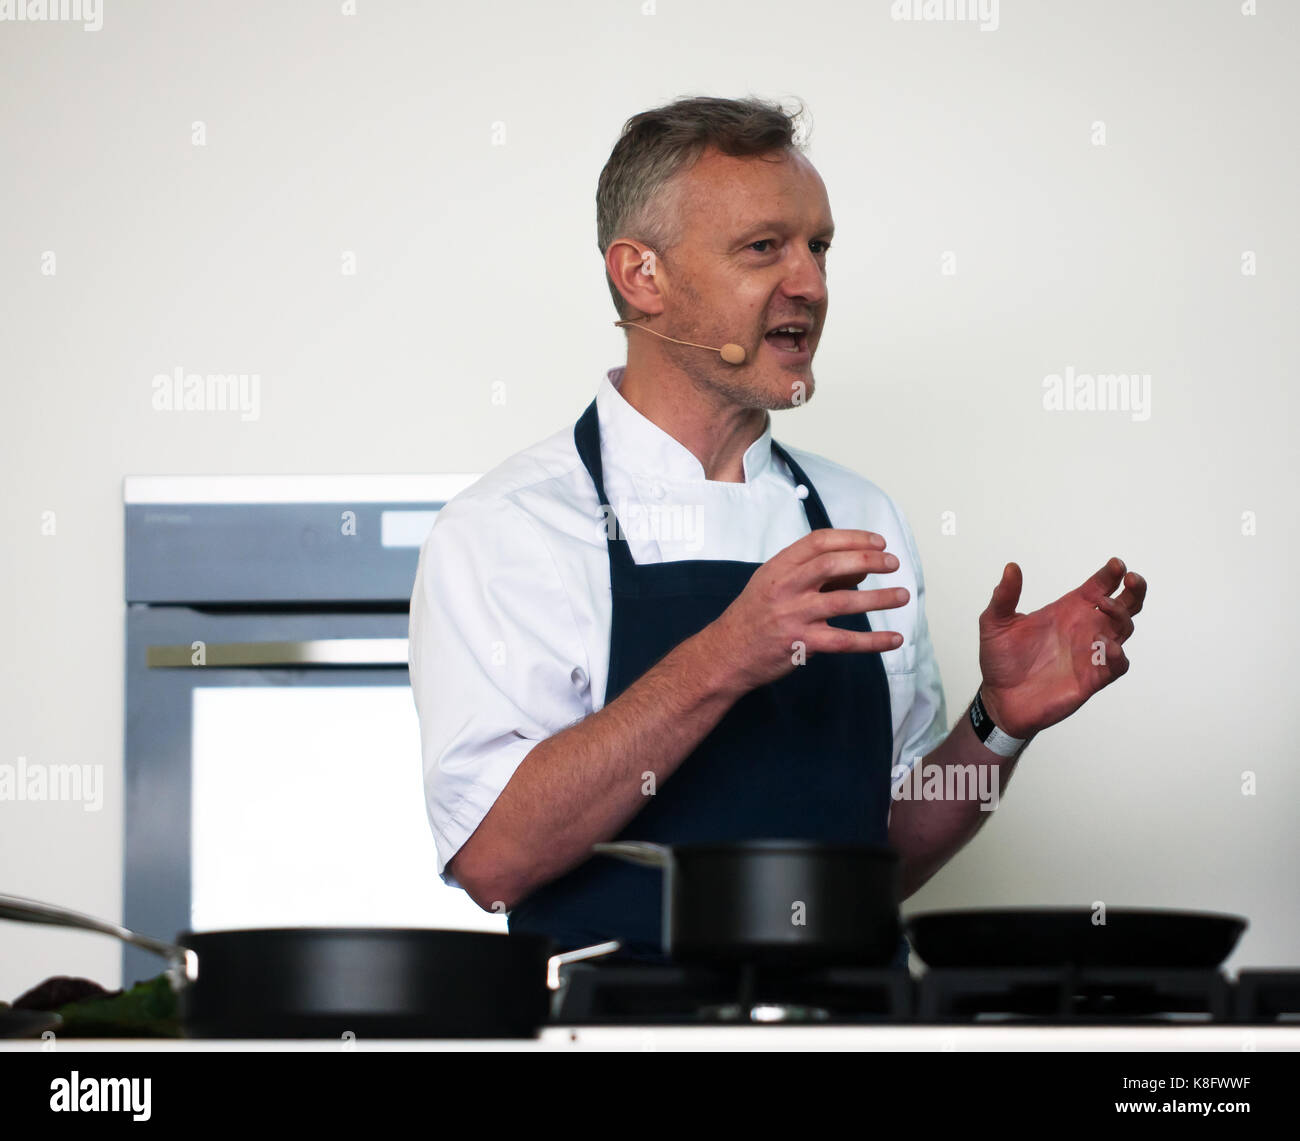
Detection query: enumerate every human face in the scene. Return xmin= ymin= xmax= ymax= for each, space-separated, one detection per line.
xmin=657 ymin=147 xmax=833 ymax=410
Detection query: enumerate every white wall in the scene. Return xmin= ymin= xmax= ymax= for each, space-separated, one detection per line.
xmin=1 ymin=0 xmax=1296 ymax=998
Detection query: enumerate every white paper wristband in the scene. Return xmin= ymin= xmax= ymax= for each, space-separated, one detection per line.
xmin=969 ymin=689 xmax=1030 ymax=758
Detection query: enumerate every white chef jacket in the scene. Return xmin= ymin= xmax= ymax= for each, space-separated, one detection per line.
xmin=409 ymin=366 xmax=949 ymax=887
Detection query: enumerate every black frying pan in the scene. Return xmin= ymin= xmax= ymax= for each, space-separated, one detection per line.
xmin=594 ymin=840 xmax=902 ymax=967
xmin=905 ymin=907 xmax=1247 ymax=969
xmin=0 ymin=894 xmax=617 ymax=1038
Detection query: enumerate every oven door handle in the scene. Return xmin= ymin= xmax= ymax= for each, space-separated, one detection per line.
xmin=146 ymin=638 xmax=409 ymax=668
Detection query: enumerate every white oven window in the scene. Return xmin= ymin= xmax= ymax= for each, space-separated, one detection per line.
xmin=190 ymin=685 xmax=507 ymax=934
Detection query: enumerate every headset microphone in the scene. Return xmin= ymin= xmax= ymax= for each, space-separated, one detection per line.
xmin=613 ymin=318 xmax=747 ymax=365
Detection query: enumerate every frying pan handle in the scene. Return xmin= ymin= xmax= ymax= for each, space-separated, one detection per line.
xmin=546 ymin=940 xmax=621 ymax=990
xmin=0 ymin=893 xmax=197 ymax=988
xmin=591 ymin=841 xmax=670 ymax=869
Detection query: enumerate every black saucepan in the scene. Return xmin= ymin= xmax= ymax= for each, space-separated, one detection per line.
xmin=0 ymin=894 xmax=618 ymax=1038
xmin=593 ymin=840 xmax=902 ymax=967
xmin=905 ymin=907 xmax=1248 ymax=969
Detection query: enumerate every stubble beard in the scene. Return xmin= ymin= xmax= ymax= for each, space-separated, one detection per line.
xmin=662 ymin=278 xmax=816 ymax=411
xmin=680 ymin=351 xmax=816 ymax=412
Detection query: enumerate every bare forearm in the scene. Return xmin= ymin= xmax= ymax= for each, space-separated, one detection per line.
xmin=888 ymin=698 xmax=1026 ymax=899
xmin=450 ymin=625 xmax=745 ymax=910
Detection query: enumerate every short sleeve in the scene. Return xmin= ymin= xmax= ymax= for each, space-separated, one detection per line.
xmin=408 ymin=493 xmax=591 ymax=886
xmin=888 ymin=500 xmax=949 ymax=791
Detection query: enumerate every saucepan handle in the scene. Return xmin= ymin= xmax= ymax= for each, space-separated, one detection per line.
xmin=591 ymin=841 xmax=671 ymax=869
xmin=545 ymin=939 xmax=622 ymax=990
xmin=0 ymin=893 xmax=197 ymax=988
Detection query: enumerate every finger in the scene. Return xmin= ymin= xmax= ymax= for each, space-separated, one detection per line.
xmin=803 ymin=625 xmax=904 ymax=656
xmin=789 ymin=528 xmax=888 ymax=567
xmin=986 ymin=562 xmax=1022 ymax=620
xmin=810 ymin=585 xmax=910 ymax=623
xmin=1081 ymin=556 xmax=1127 ymax=602
xmin=796 ymin=547 xmax=898 ymax=593
xmin=1094 ymin=595 xmax=1135 ymax=643
xmin=1115 ymin=570 xmax=1147 ymax=617
xmin=1091 ymin=638 xmax=1130 ymax=685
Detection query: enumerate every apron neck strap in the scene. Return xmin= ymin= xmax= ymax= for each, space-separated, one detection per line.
xmin=573 ymin=398 xmax=833 ymax=567
xmin=769 ymin=440 xmax=833 ymax=531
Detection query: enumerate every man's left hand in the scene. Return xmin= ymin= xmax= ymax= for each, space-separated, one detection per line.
xmin=977 ymin=557 xmax=1146 ymax=740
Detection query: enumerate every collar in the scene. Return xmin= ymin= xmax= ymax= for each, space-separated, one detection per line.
xmin=595 ymin=366 xmax=774 ymax=483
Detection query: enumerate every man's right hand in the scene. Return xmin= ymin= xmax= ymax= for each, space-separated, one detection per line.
xmin=701 ymin=528 xmax=909 ymax=698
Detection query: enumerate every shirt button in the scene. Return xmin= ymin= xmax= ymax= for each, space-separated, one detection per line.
xmin=650 ymin=482 xmax=666 ymax=500
xmin=794 ymin=484 xmax=809 ymax=500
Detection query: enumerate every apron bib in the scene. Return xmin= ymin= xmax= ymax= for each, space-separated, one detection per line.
xmin=508 ymin=399 xmax=904 ymax=965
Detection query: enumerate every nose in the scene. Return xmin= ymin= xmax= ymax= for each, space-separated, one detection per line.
xmin=780 ymin=243 xmax=828 ymax=308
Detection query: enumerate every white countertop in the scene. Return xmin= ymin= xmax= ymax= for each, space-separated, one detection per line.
xmin=3 ymin=1026 xmax=1298 ymax=1052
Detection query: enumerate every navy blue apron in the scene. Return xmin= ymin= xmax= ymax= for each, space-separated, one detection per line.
xmin=508 ymin=399 xmax=908 ymax=968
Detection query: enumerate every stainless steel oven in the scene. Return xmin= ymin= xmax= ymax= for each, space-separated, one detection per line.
xmin=122 ymin=475 xmax=499 ymax=985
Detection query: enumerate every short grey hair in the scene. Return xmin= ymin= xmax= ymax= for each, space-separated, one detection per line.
xmin=596 ymin=95 xmax=809 ymax=321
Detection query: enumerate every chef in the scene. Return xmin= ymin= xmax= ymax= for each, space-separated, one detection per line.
xmin=408 ymin=95 xmax=1145 ymax=963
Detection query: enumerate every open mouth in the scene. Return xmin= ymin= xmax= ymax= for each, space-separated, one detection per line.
xmin=763 ymin=324 xmax=810 ymax=355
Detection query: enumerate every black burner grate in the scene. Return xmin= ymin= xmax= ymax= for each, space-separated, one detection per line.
xmin=1234 ymin=971 xmax=1300 ymax=1023
xmin=917 ymin=967 xmax=1231 ymax=1024
xmin=553 ymin=962 xmax=915 ymax=1025
xmin=550 ymin=962 xmax=1272 ymax=1025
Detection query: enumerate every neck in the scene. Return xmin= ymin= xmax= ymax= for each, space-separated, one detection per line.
xmin=617 ymin=353 xmax=768 ymax=484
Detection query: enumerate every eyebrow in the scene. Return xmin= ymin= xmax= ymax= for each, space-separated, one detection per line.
xmin=735 ymin=220 xmax=836 ymax=242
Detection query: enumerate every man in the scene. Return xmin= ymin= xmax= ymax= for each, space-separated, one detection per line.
xmin=408 ymin=95 xmax=1145 ymax=961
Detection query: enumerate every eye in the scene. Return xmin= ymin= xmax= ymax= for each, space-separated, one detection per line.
xmin=748 ymin=239 xmax=832 ymax=254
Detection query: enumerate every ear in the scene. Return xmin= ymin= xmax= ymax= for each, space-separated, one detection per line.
xmin=606 ymin=238 xmax=663 ymax=318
